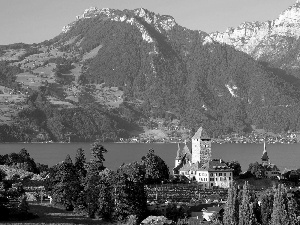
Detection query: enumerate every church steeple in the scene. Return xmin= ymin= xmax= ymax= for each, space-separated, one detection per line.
xmin=261 ymin=140 xmax=269 ymax=165
xmin=176 ymin=143 xmax=181 ymax=159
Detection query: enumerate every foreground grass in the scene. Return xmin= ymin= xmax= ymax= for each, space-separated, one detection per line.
xmin=2 ymin=202 xmax=116 ymax=225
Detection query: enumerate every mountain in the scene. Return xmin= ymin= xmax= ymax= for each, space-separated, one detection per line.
xmin=1 ymin=5 xmax=300 ymax=142
xmin=210 ymin=0 xmax=300 ymax=77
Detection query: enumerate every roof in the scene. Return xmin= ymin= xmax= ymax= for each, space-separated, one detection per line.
xmin=178 ymin=159 xmax=233 ymax=172
xmin=179 ymin=161 xmax=202 ymax=172
xmin=206 ymin=207 xmax=223 ymax=213
xmin=200 ymin=159 xmax=233 ymax=172
xmin=176 ymin=142 xmax=192 ymax=161
xmin=192 ymin=127 xmax=210 ymax=139
xmin=263 ymin=164 xmax=280 ymax=171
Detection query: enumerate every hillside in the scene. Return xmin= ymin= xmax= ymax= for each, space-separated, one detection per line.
xmin=1 ymin=5 xmax=300 ymax=142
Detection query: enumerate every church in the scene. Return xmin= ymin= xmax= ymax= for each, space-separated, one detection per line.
xmin=173 ymin=127 xmax=233 ymax=189
xmin=260 ymin=141 xmax=280 ymax=179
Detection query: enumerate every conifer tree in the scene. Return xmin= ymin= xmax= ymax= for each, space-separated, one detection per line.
xmin=223 ymin=183 xmax=239 ymax=225
xmin=141 ymin=149 xmax=169 ymax=184
xmin=260 ymin=190 xmax=274 ymax=225
xmin=112 ymin=168 xmax=147 ymax=221
xmin=270 ymin=184 xmax=288 ymax=225
xmin=74 ymin=148 xmax=87 ymax=182
xmin=287 ymin=196 xmax=299 ymax=225
xmin=239 ymin=182 xmax=258 ymax=225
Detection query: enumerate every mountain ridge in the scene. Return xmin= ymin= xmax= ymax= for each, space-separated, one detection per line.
xmin=1 ymin=4 xmax=300 ymax=142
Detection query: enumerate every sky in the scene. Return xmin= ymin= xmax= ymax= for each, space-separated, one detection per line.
xmin=0 ymin=0 xmax=296 ymax=45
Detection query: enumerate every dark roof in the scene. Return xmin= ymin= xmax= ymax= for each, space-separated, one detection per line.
xmin=206 ymin=207 xmax=223 ymax=213
xmin=192 ymin=127 xmax=210 ymax=139
xmin=261 ymin=150 xmax=269 ymax=161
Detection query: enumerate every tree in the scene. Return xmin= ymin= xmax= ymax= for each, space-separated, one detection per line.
xmin=46 ymin=155 xmax=81 ymax=210
xmin=226 ymin=160 xmax=242 ymax=177
xmin=270 ymin=184 xmax=288 ymax=225
xmin=74 ymin=148 xmax=87 ymax=182
xmin=223 ymin=183 xmax=239 ymax=225
xmin=260 ymin=190 xmax=274 ymax=225
xmin=239 ymin=182 xmax=258 ymax=225
xmin=113 ymin=166 xmax=147 ymax=221
xmin=85 ymin=168 xmax=113 ymax=220
xmin=248 ymin=162 xmax=265 ymax=178
xmin=141 ymin=149 xmax=169 ymax=184
xmin=90 ymin=141 xmax=107 ymax=168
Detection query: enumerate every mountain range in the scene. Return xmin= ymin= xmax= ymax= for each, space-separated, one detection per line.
xmin=1 ymin=2 xmax=300 ymax=142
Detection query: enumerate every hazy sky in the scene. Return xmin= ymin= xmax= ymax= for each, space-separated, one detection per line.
xmin=0 ymin=0 xmax=296 ymax=45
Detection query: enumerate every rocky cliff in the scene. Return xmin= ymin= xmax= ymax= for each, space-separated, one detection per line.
xmin=210 ymin=1 xmax=300 ymax=74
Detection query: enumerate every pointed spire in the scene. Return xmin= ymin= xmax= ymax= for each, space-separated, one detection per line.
xmin=261 ymin=140 xmax=269 ymax=162
xmin=176 ymin=143 xmax=181 ymax=159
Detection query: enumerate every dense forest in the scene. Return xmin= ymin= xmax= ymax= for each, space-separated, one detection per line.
xmin=54 ymin=11 xmax=300 ymax=136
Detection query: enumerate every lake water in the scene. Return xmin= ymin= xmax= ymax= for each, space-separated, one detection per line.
xmin=0 ymin=142 xmax=299 ymax=173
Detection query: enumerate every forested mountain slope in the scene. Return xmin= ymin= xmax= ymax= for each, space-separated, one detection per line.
xmin=1 ymin=5 xmax=300 ymax=141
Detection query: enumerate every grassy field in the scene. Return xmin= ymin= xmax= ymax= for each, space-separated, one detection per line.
xmin=4 ymin=202 xmax=116 ymax=225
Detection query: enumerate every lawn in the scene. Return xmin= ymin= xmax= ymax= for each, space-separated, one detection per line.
xmin=6 ymin=202 xmax=116 ymax=225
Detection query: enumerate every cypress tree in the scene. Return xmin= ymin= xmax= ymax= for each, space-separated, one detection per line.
xmin=223 ymin=183 xmax=239 ymax=225
xmin=287 ymin=196 xmax=299 ymax=225
xmin=260 ymin=190 xmax=274 ymax=225
xmin=239 ymin=182 xmax=258 ymax=225
xmin=270 ymin=184 xmax=288 ymax=225
xmin=74 ymin=148 xmax=87 ymax=182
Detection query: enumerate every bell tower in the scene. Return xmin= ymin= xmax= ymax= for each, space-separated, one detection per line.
xmin=191 ymin=127 xmax=211 ymax=165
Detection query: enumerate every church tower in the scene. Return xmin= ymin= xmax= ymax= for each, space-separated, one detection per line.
xmin=191 ymin=127 xmax=211 ymax=165
xmin=175 ymin=143 xmax=182 ymax=167
xmin=261 ymin=141 xmax=269 ymax=166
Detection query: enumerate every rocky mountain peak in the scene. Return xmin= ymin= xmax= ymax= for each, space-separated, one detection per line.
xmin=62 ymin=7 xmax=176 ymax=34
xmin=210 ymin=1 xmax=300 ymax=58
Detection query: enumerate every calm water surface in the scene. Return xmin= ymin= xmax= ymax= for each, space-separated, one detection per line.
xmin=0 ymin=143 xmax=299 ymax=172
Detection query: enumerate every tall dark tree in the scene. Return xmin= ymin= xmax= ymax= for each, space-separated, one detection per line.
xmin=85 ymin=168 xmax=113 ymax=220
xmin=141 ymin=149 xmax=169 ymax=184
xmin=74 ymin=148 xmax=87 ymax=182
xmin=113 ymin=163 xmax=147 ymax=221
xmin=226 ymin=160 xmax=242 ymax=177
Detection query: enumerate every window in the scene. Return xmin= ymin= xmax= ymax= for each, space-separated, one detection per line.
xmin=211 ymin=183 xmax=213 ymax=186
xmin=224 ymin=177 xmax=227 ymax=180
xmin=224 ymin=173 xmax=226 ymax=176
xmin=229 ymin=177 xmax=231 ymax=180
xmin=219 ymin=173 xmax=222 ymax=176
xmin=215 ymin=178 xmax=218 ymax=181
xmin=210 ymin=178 xmax=214 ymax=181
xmin=210 ymin=173 xmax=213 ymax=176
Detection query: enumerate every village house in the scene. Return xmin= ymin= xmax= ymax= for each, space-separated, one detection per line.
xmin=173 ymin=127 xmax=233 ymax=189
